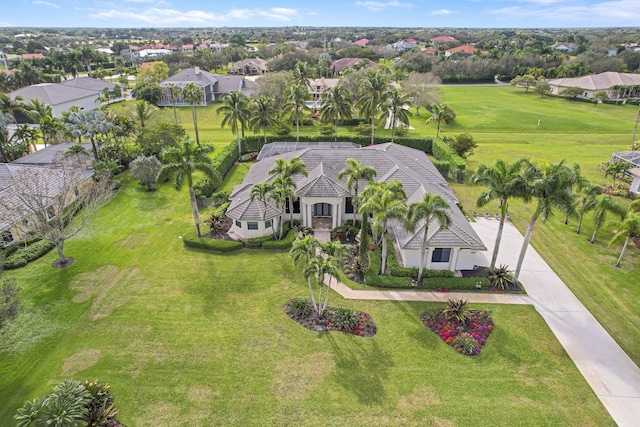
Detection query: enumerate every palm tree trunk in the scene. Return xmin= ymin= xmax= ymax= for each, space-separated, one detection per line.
xmin=334 ymin=119 xmax=338 ymax=142
xmin=192 ymin=106 xmax=200 ymax=145
xmin=308 ymin=277 xmax=319 ymax=315
xmin=391 ymin=123 xmax=395 ymax=144
xmin=615 ymin=236 xmax=630 ymax=267
xmin=370 ymin=116 xmax=375 ymax=145
xmin=296 ymin=119 xmax=300 ymax=143
xmin=189 ymin=185 xmax=201 ymax=237
xmin=322 ymin=277 xmax=332 ymax=314
xmin=90 ymin=137 xmax=99 ymax=162
xmin=237 ymin=132 xmax=242 ymax=160
xmin=514 ymin=214 xmax=538 ymax=284
xmin=590 ymin=224 xmax=600 ymax=244
xmin=491 ymin=200 xmax=508 ymax=269
xmin=417 ymin=229 xmax=428 ymax=289
xmin=436 ymin=122 xmax=441 ymax=139
xmin=576 ymin=207 xmax=585 ymax=234
xmin=380 ymin=226 xmax=387 ymax=275
xmin=173 ymin=103 xmax=178 ymax=124
xmin=263 ymin=126 xmax=267 ymax=146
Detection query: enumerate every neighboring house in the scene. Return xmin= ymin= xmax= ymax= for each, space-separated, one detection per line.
xmin=0 ymin=143 xmax=93 ymax=246
xmin=420 ymin=47 xmax=438 ymax=56
xmin=230 ymin=58 xmax=268 ymax=75
xmin=307 ymin=78 xmax=339 ymax=101
xmin=352 ymin=38 xmax=369 ymax=47
xmin=445 ymin=45 xmax=478 ymax=58
xmin=227 ymin=142 xmax=486 ymax=272
xmin=10 ymin=77 xmax=117 ymax=120
xmin=551 ymin=42 xmax=577 ymax=53
xmin=548 ymin=72 xmax=640 ymax=100
xmin=390 ymin=40 xmax=417 ymax=53
xmin=330 ymin=58 xmax=379 ymax=75
xmin=158 ymin=67 xmax=255 ymax=107
xmin=629 ymin=168 xmax=640 ymax=196
xmin=430 ymin=36 xmax=458 ymax=45
xmin=610 ymin=151 xmax=640 ymax=195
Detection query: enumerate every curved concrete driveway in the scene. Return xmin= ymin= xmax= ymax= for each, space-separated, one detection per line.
xmin=330 ymin=218 xmax=640 ymax=426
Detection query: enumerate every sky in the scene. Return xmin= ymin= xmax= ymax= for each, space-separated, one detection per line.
xmin=2 ymin=0 xmax=640 ymax=29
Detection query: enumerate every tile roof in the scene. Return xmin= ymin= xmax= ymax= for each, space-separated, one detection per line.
xmin=227 ymin=143 xmax=485 ymax=250
xmin=10 ymin=83 xmax=99 ymax=106
xmin=548 ymin=72 xmax=640 ymax=91
xmin=60 ymin=77 xmax=116 ymax=92
xmin=161 ymin=67 xmax=218 ymax=86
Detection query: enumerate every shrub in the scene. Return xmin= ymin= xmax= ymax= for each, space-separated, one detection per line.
xmin=354 ymin=123 xmax=371 ymax=136
xmin=0 ymin=278 xmax=20 ymax=330
xmin=182 ymin=236 xmax=243 ymax=253
xmin=262 ymin=229 xmax=297 ymax=250
xmin=4 ymin=240 xmax=55 ymax=270
xmin=448 ymin=133 xmax=477 ymax=159
xmin=331 ymin=225 xmax=359 ymax=241
xmin=130 ymin=155 xmax=161 ymax=190
xmin=194 ymin=177 xmax=217 ymax=199
xmin=288 ymin=298 xmax=312 ymax=316
xmin=432 ymin=160 xmax=451 ymax=177
xmin=331 ymin=306 xmax=359 ymax=330
xmin=488 ymin=264 xmax=515 ymax=290
xmin=443 ymin=298 xmax=470 ymax=323
xmin=432 ymin=137 xmax=465 ymax=171
xmin=211 ymin=142 xmax=239 ymax=179
xmin=245 ymin=234 xmax=275 ymax=249
xmin=365 ymin=246 xmax=413 ymax=288
xmin=455 ymin=332 xmax=480 ymax=355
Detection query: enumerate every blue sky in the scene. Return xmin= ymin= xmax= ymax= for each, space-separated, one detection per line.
xmin=3 ymin=0 xmax=640 ymax=28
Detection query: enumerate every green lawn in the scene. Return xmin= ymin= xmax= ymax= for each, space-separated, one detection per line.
xmin=0 ymin=174 xmax=613 ymax=426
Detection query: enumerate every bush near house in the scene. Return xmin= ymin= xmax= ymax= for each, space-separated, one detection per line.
xmin=3 ymin=240 xmax=55 ymax=270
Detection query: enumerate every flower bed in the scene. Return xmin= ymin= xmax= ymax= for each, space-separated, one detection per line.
xmin=421 ymin=309 xmax=494 ymax=356
xmin=284 ymin=299 xmax=377 ymax=337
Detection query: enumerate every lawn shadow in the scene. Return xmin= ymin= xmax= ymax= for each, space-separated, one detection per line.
xmin=324 ymin=333 xmax=393 ymax=405
xmin=390 ymin=300 xmax=441 ymax=352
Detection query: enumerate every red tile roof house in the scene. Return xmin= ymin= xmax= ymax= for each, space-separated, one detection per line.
xmin=445 ymin=45 xmax=478 ymax=58
xmin=330 ymin=58 xmax=379 ymax=75
xmin=430 ymin=36 xmax=458 ymax=44
xmin=352 ymin=38 xmax=369 ymax=47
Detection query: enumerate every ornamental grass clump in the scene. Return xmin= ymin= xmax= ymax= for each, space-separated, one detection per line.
xmin=288 ymin=298 xmax=312 ymax=317
xmin=442 ymin=298 xmax=470 ymax=323
xmin=331 ymin=306 xmax=359 ymax=330
xmin=487 ymin=264 xmax=515 ymax=290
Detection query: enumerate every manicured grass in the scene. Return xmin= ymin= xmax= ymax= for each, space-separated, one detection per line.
xmin=0 ymin=175 xmax=613 ymax=426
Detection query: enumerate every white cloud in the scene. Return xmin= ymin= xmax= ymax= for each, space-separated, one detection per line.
xmin=489 ymin=0 xmax=640 ymax=23
xmin=431 ymin=9 xmax=455 ymax=15
xmin=355 ymin=1 xmax=414 ymax=12
xmin=307 ymin=11 xmax=320 ymax=16
xmin=89 ymin=8 xmax=222 ymax=25
xmin=226 ymin=9 xmax=253 ymax=19
xmin=33 ymin=1 xmax=60 ymax=8
xmin=259 ymin=7 xmax=299 ymax=21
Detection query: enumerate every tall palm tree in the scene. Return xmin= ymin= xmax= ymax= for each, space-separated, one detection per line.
xmin=337 ymin=158 xmax=377 ymax=222
xmin=290 ymin=234 xmax=322 ymax=313
xmin=164 ymin=83 xmax=181 ymax=124
xmin=13 ymin=124 xmax=38 ymax=153
xmin=133 ymin=100 xmax=156 ymax=129
xmin=181 ymin=82 xmax=204 ymax=145
xmin=563 ymin=163 xmax=589 ymax=225
xmin=357 ymin=180 xmax=408 ymax=275
xmin=269 ymin=177 xmax=293 ymax=240
xmin=0 ymin=92 xmax=24 ymax=121
xmin=513 ymin=161 xmax=576 ymax=283
xmin=269 ymin=157 xmax=308 ymax=226
xmin=156 ymin=137 xmax=219 ymax=237
xmin=250 ymin=181 xmax=275 ymax=234
xmin=604 ymin=161 xmax=628 ymax=189
xmin=320 ymin=85 xmax=352 ymax=142
xmin=426 ymin=103 xmax=452 ymax=139
xmin=64 ymin=110 xmax=113 ymax=162
xmin=356 ymin=69 xmax=389 ymax=145
xmin=292 ymin=61 xmax=313 ymax=88
xmin=380 ymin=87 xmax=412 ymax=143
xmin=472 ymin=158 xmax=529 ymax=269
xmin=589 ymin=194 xmax=627 ymax=244
xmin=217 ymin=90 xmax=250 ymax=157
xmin=302 ymin=254 xmax=340 ymax=317
xmin=609 ymin=212 xmax=640 ymax=268
xmin=406 ymin=193 xmax=452 ymax=288
xmin=575 ymin=184 xmax=602 ymax=234
xmin=284 ymin=84 xmax=309 ymax=143
xmin=79 ymin=46 xmax=96 ymax=76
xmin=249 ymin=95 xmax=277 ymax=146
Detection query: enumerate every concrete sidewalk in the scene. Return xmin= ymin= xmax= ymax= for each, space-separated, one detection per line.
xmin=328 ymin=217 xmax=640 ymax=426
xmin=471 ymin=218 xmax=640 ymax=426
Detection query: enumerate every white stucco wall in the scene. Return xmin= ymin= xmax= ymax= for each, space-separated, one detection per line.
xmin=232 ymin=217 xmax=281 ymax=239
xmin=398 ymin=247 xmax=477 ymax=272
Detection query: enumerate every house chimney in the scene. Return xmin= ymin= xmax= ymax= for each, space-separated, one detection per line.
xmin=195 ymin=66 xmax=200 ymax=74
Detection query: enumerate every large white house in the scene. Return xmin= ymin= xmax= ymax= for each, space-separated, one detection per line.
xmin=226 ymin=142 xmax=486 ymax=272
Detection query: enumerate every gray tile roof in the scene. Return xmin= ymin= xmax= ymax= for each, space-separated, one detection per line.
xmin=227 ymin=143 xmax=486 ymax=250
xmin=161 ymin=67 xmax=218 ymax=86
xmin=60 ymin=77 xmax=116 ymax=92
xmin=11 ymin=143 xmax=91 ymax=166
xmin=11 ymin=83 xmax=99 ymax=106
xmin=549 ymin=71 xmax=640 ymax=91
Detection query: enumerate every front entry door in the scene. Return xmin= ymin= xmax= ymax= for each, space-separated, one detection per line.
xmin=313 ymin=203 xmax=332 ymax=217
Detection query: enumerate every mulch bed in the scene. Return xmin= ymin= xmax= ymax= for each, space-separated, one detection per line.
xmin=284 ymin=299 xmax=377 ymax=337
xmin=202 ymin=217 xmax=235 ymax=241
xmin=421 ymin=309 xmax=494 ymax=356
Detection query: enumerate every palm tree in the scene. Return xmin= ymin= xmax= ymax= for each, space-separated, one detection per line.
xmin=604 ymin=161 xmax=628 ymax=189
xmin=133 ymin=100 xmax=156 ymax=129
xmin=609 ymin=212 xmax=640 ymax=268
xmin=290 ymin=234 xmax=322 ymax=313
xmin=284 ymin=84 xmax=309 ymax=143
xmin=562 ymin=163 xmax=589 ymax=225
xmin=472 ymin=158 xmax=529 ymax=269
xmin=0 ymin=92 xmax=24 ymax=121
xmin=64 ymin=110 xmax=113 ymax=162
xmin=13 ymin=124 xmax=38 ymax=153
xmin=217 ymin=90 xmax=250 ymax=157
xmin=269 ymin=157 xmax=308 ymax=226
xmin=320 ymin=85 xmax=352 ymax=142
xmin=337 ymin=158 xmax=377 ymax=222
xmin=249 ymin=95 xmax=277 ymax=146
xmin=380 ymin=87 xmax=412 ymax=143
xmin=356 ymin=69 xmax=389 ymax=145
xmin=575 ymin=184 xmax=602 ymax=234
xmin=164 ymin=83 xmax=181 ymax=124
xmin=406 ymin=193 xmax=452 ymax=288
xmin=79 ymin=46 xmax=96 ymax=76
xmin=156 ymin=137 xmax=219 ymax=237
xmin=181 ymin=82 xmax=204 ymax=145
xmin=513 ymin=161 xmax=576 ymax=283
xmin=589 ymin=194 xmax=627 ymax=244
xmin=292 ymin=61 xmax=313 ymax=88
xmin=302 ymin=254 xmax=340 ymax=317
xmin=250 ymin=181 xmax=275 ymax=234
xmin=269 ymin=177 xmax=293 ymax=240
xmin=426 ymin=103 xmax=452 ymax=139
xmin=357 ymin=180 xmax=408 ymax=275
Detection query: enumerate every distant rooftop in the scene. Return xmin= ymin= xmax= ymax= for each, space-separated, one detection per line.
xmin=256 ymin=141 xmax=361 ymax=161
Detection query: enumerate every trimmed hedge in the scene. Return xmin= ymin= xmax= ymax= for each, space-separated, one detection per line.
xmin=183 ymin=236 xmax=243 ymax=253
xmin=4 ymin=240 xmax=55 ymax=270
xmin=386 ymin=238 xmax=454 ymax=279
xmin=245 ymin=234 xmax=275 ymax=249
xmin=432 ymin=160 xmax=451 ymax=177
xmin=211 ymin=142 xmax=239 ymax=181
xmin=262 ymin=229 xmax=297 ymax=250
xmin=365 ymin=246 xmax=413 ymax=288
xmin=432 ymin=138 xmax=465 ymax=172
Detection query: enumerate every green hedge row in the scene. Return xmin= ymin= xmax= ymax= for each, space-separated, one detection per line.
xmin=4 ymin=240 xmax=55 ymax=270
xmin=262 ymin=229 xmax=297 ymax=250
xmin=365 ymin=246 xmax=413 ymax=288
xmin=432 ymin=138 xmax=466 ymax=172
xmin=386 ymin=241 xmax=454 ymax=279
xmin=432 ymin=160 xmax=451 ymax=177
xmin=211 ymin=142 xmax=239 ymax=181
xmin=182 ymin=236 xmax=244 ymax=253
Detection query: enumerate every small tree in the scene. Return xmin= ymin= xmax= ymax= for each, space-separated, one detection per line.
xmin=609 ymin=212 xmax=640 ymax=268
xmin=130 ymin=155 xmax=162 ymax=191
xmin=510 ymin=75 xmax=537 ymax=93
xmin=0 ymin=155 xmax=115 ymax=267
xmin=560 ymin=86 xmax=584 ymax=98
xmin=448 ymin=133 xmax=477 ymax=159
xmin=535 ymin=81 xmax=552 ymax=98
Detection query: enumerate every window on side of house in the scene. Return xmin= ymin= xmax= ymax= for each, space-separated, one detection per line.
xmin=265 ymin=219 xmax=272 ymax=229
xmin=431 ymin=248 xmax=451 ymax=263
xmin=345 ymin=197 xmax=354 ymax=214
xmin=1 ymin=230 xmax=14 ymax=246
xmin=247 ymin=222 xmax=258 ymax=230
xmin=235 ymin=220 xmax=241 ymax=228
